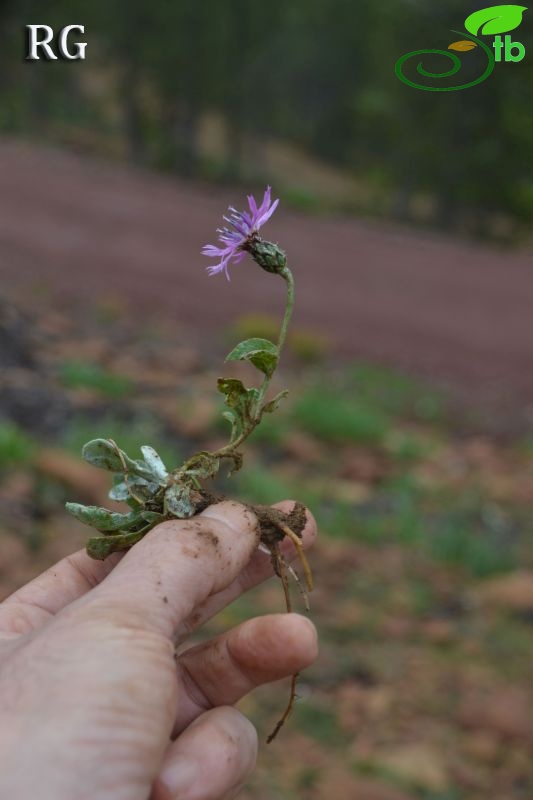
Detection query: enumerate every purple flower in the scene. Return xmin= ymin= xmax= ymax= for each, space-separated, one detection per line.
xmin=202 ymin=186 xmax=279 ymax=279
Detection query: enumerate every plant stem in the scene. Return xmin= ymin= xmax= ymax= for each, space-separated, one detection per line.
xmin=277 ymin=265 xmax=295 ymax=355
xmin=254 ymin=265 xmax=294 ymax=417
xmin=211 ymin=264 xmax=294 ymax=459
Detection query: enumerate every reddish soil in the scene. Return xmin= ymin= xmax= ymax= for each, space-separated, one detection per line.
xmin=1 ymin=138 xmax=532 ymax=406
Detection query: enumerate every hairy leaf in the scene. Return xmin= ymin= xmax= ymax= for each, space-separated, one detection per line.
xmin=262 ymin=389 xmax=289 ymax=414
xmin=165 ymin=483 xmax=195 ymax=518
xmin=222 ymin=409 xmax=241 ymax=440
xmin=226 ymin=338 xmax=279 ymax=377
xmin=140 ymin=511 xmax=165 ymax=525
xmin=217 ymin=378 xmax=248 ymax=407
xmin=217 ymin=378 xmax=259 ymax=429
xmin=224 ymin=451 xmax=243 ymax=476
xmin=140 ymin=445 xmax=169 ymax=483
xmin=87 ymin=530 xmax=146 ymax=560
xmin=108 ymin=476 xmax=160 ymax=504
xmin=82 ymin=438 xmax=155 ymax=483
xmin=182 ymin=451 xmax=220 ymax=481
xmin=82 ymin=439 xmax=126 ymax=472
xmin=65 ymin=502 xmax=145 ymax=532
xmin=108 ymin=480 xmax=131 ymax=502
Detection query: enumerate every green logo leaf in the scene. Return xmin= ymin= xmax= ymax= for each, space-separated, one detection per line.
xmin=465 ymin=5 xmax=527 ymax=36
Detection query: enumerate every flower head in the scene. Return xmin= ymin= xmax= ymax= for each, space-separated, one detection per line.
xmin=202 ymin=186 xmax=279 ymax=280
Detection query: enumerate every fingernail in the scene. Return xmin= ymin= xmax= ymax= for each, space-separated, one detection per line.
xmin=158 ymin=756 xmax=199 ymax=798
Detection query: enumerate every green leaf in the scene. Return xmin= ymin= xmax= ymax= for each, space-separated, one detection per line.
xmin=217 ymin=378 xmax=259 ymax=427
xmin=165 ymin=484 xmax=195 ymax=518
xmin=140 ymin=511 xmax=165 ymax=525
xmin=108 ymin=481 xmax=131 ymax=502
xmin=82 ymin=439 xmax=126 ymax=472
xmin=65 ymin=502 xmax=145 ymax=532
xmin=222 ymin=410 xmax=240 ymax=440
xmin=87 ymin=530 xmax=146 ymax=560
xmin=109 ymin=476 xmax=161 ymax=505
xmin=262 ymin=389 xmax=289 ymax=414
xmin=465 ymin=5 xmax=527 ymax=35
xmin=226 ymin=338 xmax=279 ymax=378
xmin=181 ymin=452 xmax=219 ymax=481
xmin=140 ymin=446 xmax=168 ymax=483
xmin=225 ymin=451 xmax=243 ymax=476
xmin=82 ymin=438 xmax=165 ymax=486
xmin=217 ymin=378 xmax=247 ymax=407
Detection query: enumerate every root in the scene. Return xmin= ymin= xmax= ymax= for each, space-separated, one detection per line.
xmin=277 ymin=523 xmax=314 ymax=593
xmin=272 ymin=544 xmax=292 ymax=613
xmin=266 ymin=544 xmax=304 ymax=743
xmin=267 ymin=672 xmax=299 ymax=744
xmin=252 ymin=501 xmax=314 ymax=596
xmin=253 ymin=504 xmax=313 ymax=743
xmin=286 ymin=562 xmax=310 ymax=613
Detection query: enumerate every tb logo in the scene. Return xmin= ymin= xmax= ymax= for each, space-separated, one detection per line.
xmin=25 ymin=24 xmax=87 ymax=61
xmin=493 ymin=34 xmax=526 ymax=60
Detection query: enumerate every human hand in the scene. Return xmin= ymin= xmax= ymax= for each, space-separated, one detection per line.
xmin=0 ymin=500 xmax=317 ymax=800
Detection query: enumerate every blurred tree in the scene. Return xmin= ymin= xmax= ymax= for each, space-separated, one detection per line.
xmin=0 ymin=0 xmax=531 ymax=239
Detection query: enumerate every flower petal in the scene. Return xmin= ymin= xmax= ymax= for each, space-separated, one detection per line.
xmin=202 ymin=244 xmax=226 ymax=256
xmin=202 ymin=186 xmax=279 ymax=278
xmin=257 ymin=186 xmax=272 ymax=218
xmin=247 ymin=194 xmax=258 ymax=218
xmin=256 ymin=197 xmax=279 ymax=228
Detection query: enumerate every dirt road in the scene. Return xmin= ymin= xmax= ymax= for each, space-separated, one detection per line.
xmin=1 ymin=138 xmax=532 ymax=408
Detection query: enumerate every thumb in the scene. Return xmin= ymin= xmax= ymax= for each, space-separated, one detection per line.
xmin=74 ymin=501 xmax=259 ymax=638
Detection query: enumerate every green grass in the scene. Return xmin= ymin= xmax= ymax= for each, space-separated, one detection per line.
xmin=59 ymin=360 xmax=132 ymax=398
xmin=293 ymin=702 xmax=343 ymax=746
xmin=354 ymin=757 xmax=465 ymax=800
xmin=409 ymin=579 xmax=439 ymax=616
xmin=385 ymin=430 xmax=433 ymax=462
xmin=427 ymin=516 xmax=515 ymax=577
xmin=293 ymin=386 xmax=390 ymax=444
xmin=233 ymin=458 xmax=517 ymax=577
xmin=0 ymin=421 xmax=35 ymax=469
xmin=348 ymin=363 xmax=447 ymax=423
xmin=245 ymin=413 xmax=288 ymax=446
xmin=347 ymin=481 xmax=516 ymax=576
xmin=233 ymin=465 xmax=292 ymax=506
xmin=295 ymin=766 xmax=322 ymax=791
